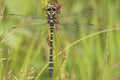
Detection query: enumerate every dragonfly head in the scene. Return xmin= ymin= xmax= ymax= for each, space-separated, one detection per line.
xmin=46 ymin=5 xmax=57 ymax=15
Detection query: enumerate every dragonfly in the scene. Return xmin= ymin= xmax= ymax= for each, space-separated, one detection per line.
xmin=5 ymin=0 xmax=97 ymax=78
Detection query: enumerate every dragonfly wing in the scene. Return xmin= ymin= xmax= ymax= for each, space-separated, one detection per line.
xmin=60 ymin=8 xmax=96 ymax=29
xmin=4 ymin=14 xmax=50 ymax=34
xmin=60 ymin=8 xmax=96 ymax=19
xmin=6 ymin=14 xmax=47 ymax=28
xmin=54 ymin=23 xmax=96 ymax=43
xmin=57 ymin=8 xmax=96 ymax=37
xmin=5 ymin=14 xmax=48 ymax=37
xmin=59 ymin=8 xmax=96 ymax=29
xmin=57 ymin=23 xmax=96 ymax=35
xmin=9 ymin=22 xmax=52 ymax=38
xmin=7 ymin=14 xmax=46 ymax=19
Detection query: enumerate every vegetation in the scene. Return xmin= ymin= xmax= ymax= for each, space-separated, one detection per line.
xmin=0 ymin=0 xmax=120 ymax=80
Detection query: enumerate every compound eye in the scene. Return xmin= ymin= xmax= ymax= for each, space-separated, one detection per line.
xmin=47 ymin=8 xmax=51 ymax=11
xmin=52 ymin=8 xmax=56 ymax=11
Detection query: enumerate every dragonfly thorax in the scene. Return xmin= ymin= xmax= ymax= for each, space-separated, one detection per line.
xmin=46 ymin=5 xmax=58 ymax=26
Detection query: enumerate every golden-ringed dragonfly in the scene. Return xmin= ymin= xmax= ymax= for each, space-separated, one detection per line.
xmin=5 ymin=0 xmax=97 ymax=78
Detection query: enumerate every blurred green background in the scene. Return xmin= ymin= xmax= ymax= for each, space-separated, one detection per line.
xmin=0 ymin=0 xmax=120 ymax=80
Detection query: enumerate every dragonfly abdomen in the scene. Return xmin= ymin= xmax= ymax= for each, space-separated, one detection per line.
xmin=49 ymin=27 xmax=54 ymax=78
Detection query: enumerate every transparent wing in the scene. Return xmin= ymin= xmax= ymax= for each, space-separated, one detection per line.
xmin=54 ymin=9 xmax=97 ymax=39
xmin=6 ymin=14 xmax=47 ymax=29
xmin=5 ymin=13 xmax=50 ymax=36
xmin=60 ymin=8 xmax=96 ymax=19
xmin=7 ymin=14 xmax=46 ymax=19
xmin=54 ymin=24 xmax=96 ymax=42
